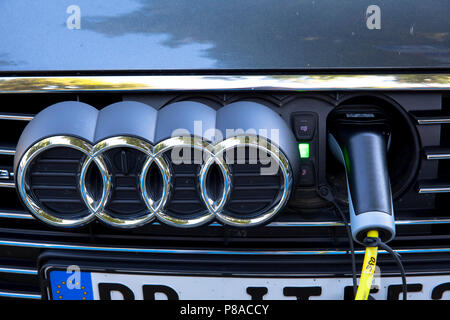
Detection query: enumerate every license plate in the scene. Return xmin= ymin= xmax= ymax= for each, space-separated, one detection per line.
xmin=46 ymin=270 xmax=450 ymax=300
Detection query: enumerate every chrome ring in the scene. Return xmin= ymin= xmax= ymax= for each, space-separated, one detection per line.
xmin=213 ymin=135 xmax=293 ymax=227
xmin=140 ymin=155 xmax=171 ymax=218
xmin=152 ymin=136 xmax=217 ymax=227
xmin=80 ymin=136 xmax=168 ymax=228
xmin=16 ymin=136 xmax=96 ymax=227
xmin=199 ymin=154 xmax=231 ymax=216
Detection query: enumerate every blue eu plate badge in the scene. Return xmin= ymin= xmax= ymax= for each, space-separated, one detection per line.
xmin=49 ymin=270 xmax=94 ymax=300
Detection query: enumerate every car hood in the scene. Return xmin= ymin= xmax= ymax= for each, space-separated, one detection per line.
xmin=1 ymin=0 xmax=449 ymax=71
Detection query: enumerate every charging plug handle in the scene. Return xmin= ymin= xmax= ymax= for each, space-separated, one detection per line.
xmin=328 ymin=107 xmax=395 ymax=244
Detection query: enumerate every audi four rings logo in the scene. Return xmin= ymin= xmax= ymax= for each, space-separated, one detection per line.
xmin=16 ymin=134 xmax=292 ymax=229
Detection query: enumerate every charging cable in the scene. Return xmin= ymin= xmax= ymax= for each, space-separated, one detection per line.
xmin=318 ymin=185 xmax=357 ymax=296
xmin=355 ymin=230 xmax=379 ymax=300
xmin=362 ymin=235 xmax=408 ymax=300
xmin=319 ymin=184 xmax=408 ymax=300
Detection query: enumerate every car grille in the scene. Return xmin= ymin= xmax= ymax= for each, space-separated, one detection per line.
xmin=0 ymin=86 xmax=450 ymax=299
xmin=29 ymin=147 xmax=87 ymax=216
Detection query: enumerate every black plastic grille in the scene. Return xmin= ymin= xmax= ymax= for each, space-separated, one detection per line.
xmin=102 ymin=147 xmax=148 ymax=217
xmin=28 ymin=147 xmax=85 ymax=217
xmin=164 ymin=148 xmax=207 ymax=218
xmin=224 ymin=146 xmax=283 ymax=218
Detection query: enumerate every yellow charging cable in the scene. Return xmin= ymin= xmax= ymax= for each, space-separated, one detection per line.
xmin=355 ymin=230 xmax=379 ymax=300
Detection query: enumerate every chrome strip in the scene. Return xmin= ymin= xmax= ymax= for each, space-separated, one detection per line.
xmin=267 ymin=218 xmax=450 ymax=227
xmin=0 ymin=114 xmax=33 ymax=121
xmin=0 ymin=148 xmax=15 ymax=155
xmin=0 ymin=291 xmax=41 ymax=299
xmin=0 ymin=239 xmax=449 ymax=255
xmin=0 ymin=74 xmax=449 ymax=93
xmin=418 ymin=187 xmax=450 ymax=194
xmin=252 ymin=221 xmax=344 ymax=227
xmin=426 ymin=153 xmax=450 ymax=160
xmin=0 ymin=211 xmax=33 ymax=219
xmin=394 ymin=218 xmax=450 ymax=225
xmin=424 ymin=147 xmax=450 ymax=160
xmin=2 ymin=208 xmax=450 ymax=227
xmin=0 ymin=182 xmax=15 ymax=188
xmin=0 ymin=239 xmax=351 ymax=255
xmin=0 ymin=267 xmax=37 ymax=275
xmin=417 ymin=118 xmax=450 ymax=125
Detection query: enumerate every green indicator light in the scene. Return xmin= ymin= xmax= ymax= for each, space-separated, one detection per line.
xmin=298 ymin=143 xmax=310 ymax=158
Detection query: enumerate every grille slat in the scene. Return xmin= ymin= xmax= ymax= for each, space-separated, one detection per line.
xmin=30 ymin=172 xmax=78 ymax=177
xmin=31 ymin=185 xmax=77 ymax=190
xmin=163 ymin=150 xmax=206 ymax=217
xmin=27 ymin=147 xmax=86 ymax=215
xmin=38 ymin=199 xmax=83 ymax=203
xmin=222 ymin=146 xmax=282 ymax=218
xmin=35 ymin=158 xmax=80 ymax=164
xmin=0 ymin=148 xmax=15 ymax=155
xmin=109 ymin=199 xmax=143 ymax=204
xmin=0 ymin=182 xmax=15 ymax=188
xmin=0 ymin=113 xmax=34 ymax=121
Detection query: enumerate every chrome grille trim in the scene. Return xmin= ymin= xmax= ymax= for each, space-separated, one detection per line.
xmin=0 ymin=113 xmax=33 ymax=121
xmin=0 ymin=291 xmax=41 ymax=299
xmin=1 ymin=209 xmax=450 ymax=227
xmin=426 ymin=153 xmax=450 ymax=160
xmin=417 ymin=118 xmax=450 ymax=125
xmin=418 ymin=187 xmax=450 ymax=194
xmin=0 ymin=267 xmax=37 ymax=275
xmin=0 ymin=182 xmax=15 ymax=188
xmin=0 ymin=239 xmax=448 ymax=255
xmin=424 ymin=147 xmax=450 ymax=160
xmin=267 ymin=218 xmax=450 ymax=227
xmin=0 ymin=211 xmax=33 ymax=219
xmin=0 ymin=148 xmax=15 ymax=155
xmin=0 ymin=74 xmax=449 ymax=93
